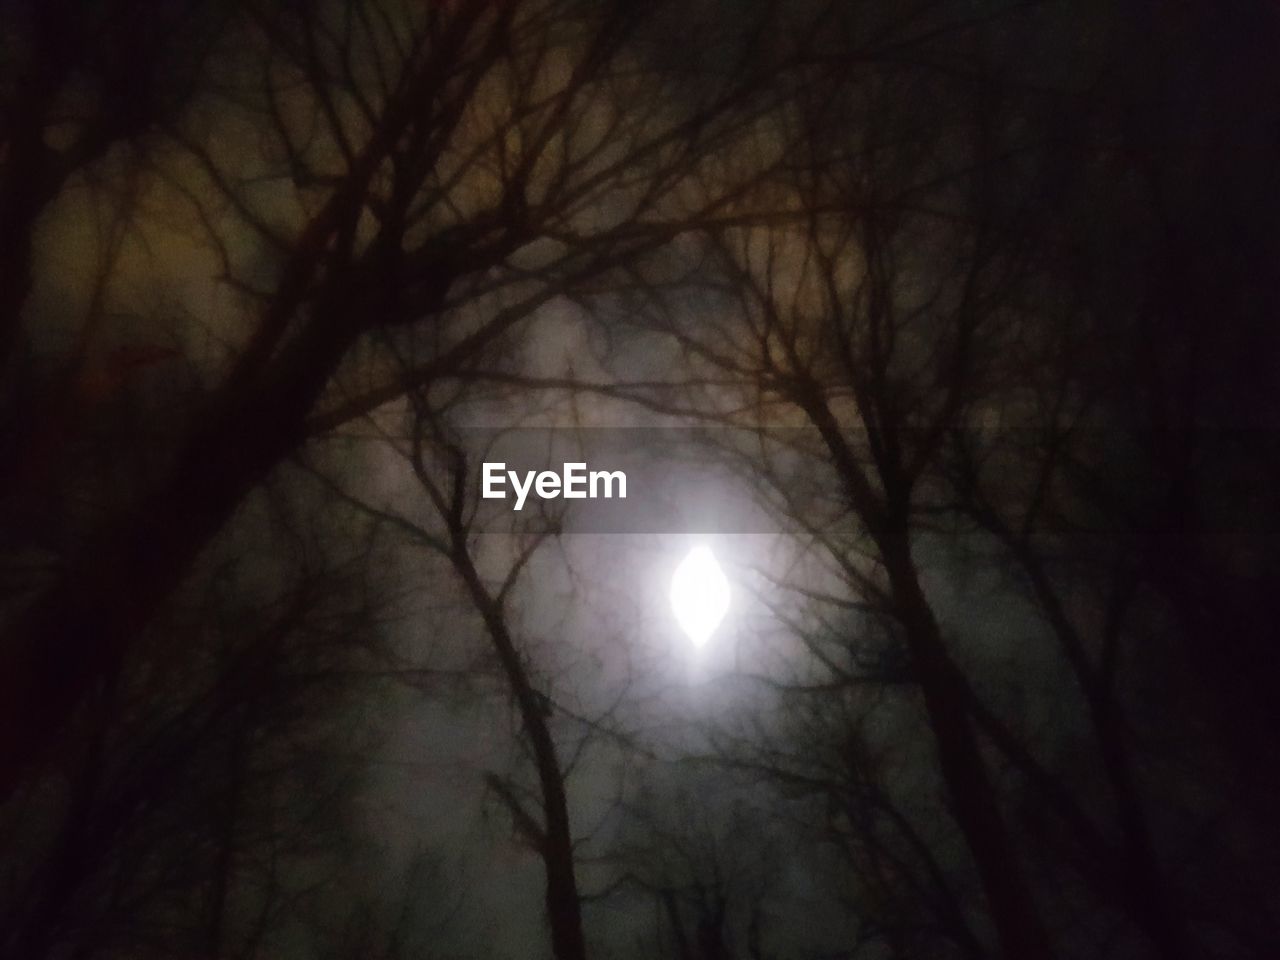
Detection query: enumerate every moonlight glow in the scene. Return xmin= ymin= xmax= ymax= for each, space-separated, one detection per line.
xmin=670 ymin=545 xmax=730 ymax=646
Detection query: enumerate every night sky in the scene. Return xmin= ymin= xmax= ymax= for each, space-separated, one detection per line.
xmin=1 ymin=2 xmax=1278 ymax=959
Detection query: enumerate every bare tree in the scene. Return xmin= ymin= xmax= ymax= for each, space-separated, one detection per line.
xmin=574 ymin=7 xmax=1280 ymax=954
xmin=603 ymin=780 xmax=784 ymax=960
xmin=307 ymin=387 xmax=639 ymax=960
xmin=0 ymin=0 xmax=782 ymax=801
xmin=605 ymin=60 xmax=1056 ymax=955
xmin=0 ymin=470 xmax=403 ymax=960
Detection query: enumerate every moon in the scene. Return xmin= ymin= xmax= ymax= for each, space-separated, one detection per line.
xmin=670 ymin=545 xmax=730 ymax=646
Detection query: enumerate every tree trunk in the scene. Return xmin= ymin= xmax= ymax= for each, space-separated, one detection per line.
xmin=0 ymin=311 xmax=360 ymax=801
xmin=450 ymin=542 xmax=588 ymax=960
xmin=799 ymin=385 xmax=1052 ymax=959
xmin=878 ymin=527 xmax=1053 ymax=960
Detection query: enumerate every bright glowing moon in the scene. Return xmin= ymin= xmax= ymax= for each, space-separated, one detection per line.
xmin=670 ymin=545 xmax=730 ymax=646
